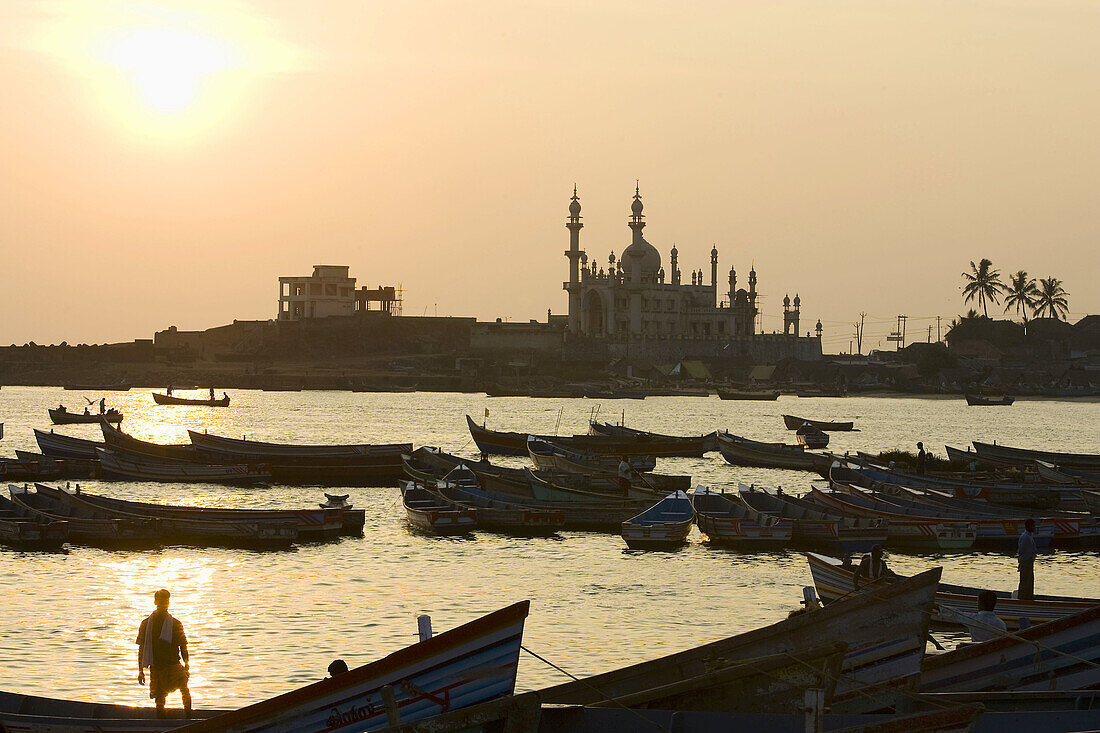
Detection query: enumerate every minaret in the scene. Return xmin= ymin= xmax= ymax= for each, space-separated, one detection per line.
xmin=710 ymin=245 xmax=718 ymax=289
xmin=628 ymin=183 xmax=645 ymax=246
xmin=565 ymin=185 xmax=583 ymax=286
xmin=793 ymin=294 xmax=801 ymax=336
xmin=670 ymin=245 xmax=680 ymax=285
xmin=728 ymin=266 xmax=736 ymax=305
xmin=748 ymin=265 xmax=757 ymax=308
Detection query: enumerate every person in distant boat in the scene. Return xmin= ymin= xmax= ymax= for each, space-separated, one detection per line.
xmin=479 ymin=453 xmax=490 ymax=464
xmin=167 ymin=384 xmax=173 ymax=395
xmin=1017 ymin=518 xmax=1037 ymax=600
xmin=915 ymin=442 xmax=928 ymax=475
xmin=937 ymin=590 xmax=1007 ymax=643
xmin=99 ymin=398 xmax=106 ymax=414
xmin=83 ymin=406 xmax=90 ymax=415
xmin=209 ymin=387 xmax=215 ymax=400
xmin=617 ymin=457 xmax=631 ymax=493
xmin=853 ymin=545 xmax=897 ymax=590
xmin=58 ymin=404 xmax=66 ymax=412
xmin=137 ymin=589 xmax=192 ymax=719
xmin=327 ymin=659 xmax=349 ymax=677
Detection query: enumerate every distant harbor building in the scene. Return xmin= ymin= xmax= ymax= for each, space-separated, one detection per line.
xmin=278 ymin=265 xmax=399 ymax=321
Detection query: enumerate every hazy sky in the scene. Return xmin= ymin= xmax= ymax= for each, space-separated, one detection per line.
xmin=2 ymin=0 xmax=1097 ymax=352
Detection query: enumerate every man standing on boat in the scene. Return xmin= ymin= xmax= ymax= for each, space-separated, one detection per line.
xmin=915 ymin=442 xmax=928 ymax=475
xmin=137 ymin=589 xmax=192 ymax=718
xmin=617 ymin=457 xmax=632 ymax=494
xmin=1017 ymin=519 xmax=1037 ymax=600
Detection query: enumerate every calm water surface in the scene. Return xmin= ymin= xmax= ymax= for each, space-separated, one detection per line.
xmin=0 ymin=387 xmax=1097 ymax=707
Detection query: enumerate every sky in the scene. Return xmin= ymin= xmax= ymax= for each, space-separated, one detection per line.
xmin=2 ymin=0 xmax=1098 ymax=353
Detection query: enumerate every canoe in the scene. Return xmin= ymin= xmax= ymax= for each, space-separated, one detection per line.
xmin=973 ymin=441 xmax=1100 ymax=471
xmin=806 ymin=552 xmax=1099 ymax=629
xmin=0 ymin=493 xmax=69 ymax=550
xmin=736 ymin=485 xmax=887 ymax=554
xmin=783 ymin=414 xmax=855 ymax=432
xmin=965 ymin=394 xmax=1014 ymax=406
xmin=540 ymin=567 xmax=942 ymax=713
xmin=621 ymin=491 xmax=694 ymax=550
xmin=37 ymin=485 xmax=298 ymax=550
xmin=96 ymin=449 xmax=273 ymax=485
xmin=466 ymin=415 xmax=708 ymax=457
xmin=170 ymin=601 xmax=529 ymax=733
xmin=153 ymin=393 xmax=230 ymax=406
xmin=33 ymin=429 xmax=104 ymax=460
xmin=921 ymin=604 xmax=1100 ymax=692
xmin=401 ymin=482 xmax=477 ymax=535
xmin=49 ymin=408 xmax=122 ymax=425
xmin=716 ymin=388 xmax=779 ymax=400
xmin=8 ymin=485 xmax=159 ymax=547
xmin=807 ymin=486 xmax=978 ymax=551
xmin=715 ymin=431 xmax=821 ymax=471
xmin=692 ymin=486 xmax=793 ymax=549
xmin=56 ymin=485 xmax=353 ymax=540
xmin=588 ymin=422 xmax=719 ymax=452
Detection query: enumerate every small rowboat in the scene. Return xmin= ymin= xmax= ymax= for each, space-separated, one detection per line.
xmin=783 ymin=414 xmax=855 ymax=432
xmin=692 ymin=486 xmax=793 ymax=549
xmin=621 ymin=491 xmax=694 ymax=550
xmin=965 ymin=394 xmax=1014 ymax=406
xmin=153 ymin=392 xmax=230 ymax=406
xmin=806 ymin=552 xmax=1099 ymax=629
xmin=401 ymin=481 xmax=477 ymax=535
xmin=49 ymin=408 xmax=122 ymax=425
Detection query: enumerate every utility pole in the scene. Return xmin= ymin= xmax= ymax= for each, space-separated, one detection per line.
xmin=887 ymin=314 xmax=908 ymax=351
xmin=936 ymin=315 xmax=942 ymax=343
xmin=854 ymin=312 xmax=866 ymax=355
xmin=927 ymin=325 xmax=932 ymax=343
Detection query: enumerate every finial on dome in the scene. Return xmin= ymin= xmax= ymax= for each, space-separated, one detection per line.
xmin=630 ymin=183 xmax=644 ymax=217
xmin=569 ymin=184 xmax=582 ymax=216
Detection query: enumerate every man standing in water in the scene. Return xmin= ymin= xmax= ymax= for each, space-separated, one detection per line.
xmin=1017 ymin=519 xmax=1037 ymax=600
xmin=137 ymin=589 xmax=192 ymax=718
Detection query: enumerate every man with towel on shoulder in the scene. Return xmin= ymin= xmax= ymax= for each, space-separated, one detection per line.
xmin=136 ymin=589 xmax=192 ymax=718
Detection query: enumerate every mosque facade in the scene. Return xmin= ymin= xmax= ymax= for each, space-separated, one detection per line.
xmin=563 ymin=187 xmax=815 ymax=348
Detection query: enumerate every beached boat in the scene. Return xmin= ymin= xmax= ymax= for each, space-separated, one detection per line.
xmin=972 ymin=441 xmax=1100 ymax=471
xmin=466 ymin=415 xmax=708 ymax=457
xmin=540 ymin=568 xmax=941 ymax=713
xmin=171 ymin=601 xmax=530 ymax=733
xmin=621 ymin=491 xmax=694 ymax=550
xmin=0 ymin=494 xmax=68 ymax=550
xmin=715 ymin=431 xmax=822 ymax=471
xmin=782 ymin=414 xmax=856 ymax=432
xmin=806 ymin=552 xmax=1099 ymax=629
xmin=401 ymin=482 xmax=477 ymax=535
xmin=736 ymin=485 xmax=887 ymax=554
xmin=965 ymin=394 xmax=1014 ymax=406
xmin=33 ymin=429 xmax=104 ymax=460
xmin=692 ymin=486 xmax=793 ymax=549
xmin=795 ymin=423 xmax=830 ymax=449
xmin=37 ymin=485 xmax=298 ymax=549
xmin=921 ymin=604 xmax=1100 ymax=692
xmin=716 ymin=388 xmax=780 ymax=400
xmin=153 ymin=392 xmax=230 ymax=406
xmin=8 ymin=485 xmax=159 ymax=547
xmin=806 ymin=486 xmax=977 ymax=551
xmin=49 ymin=408 xmax=122 ymax=425
xmin=96 ymin=449 xmax=273 ymax=485
xmin=61 ymin=485 xmax=354 ymax=540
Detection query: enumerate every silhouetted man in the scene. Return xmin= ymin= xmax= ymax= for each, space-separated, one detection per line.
xmin=915 ymin=442 xmax=928 ymax=475
xmin=137 ymin=589 xmax=191 ymax=718
xmin=1018 ymin=519 xmax=1037 ymax=600
xmin=854 ymin=545 xmax=897 ymax=590
xmin=939 ymin=590 xmax=1007 ymax=643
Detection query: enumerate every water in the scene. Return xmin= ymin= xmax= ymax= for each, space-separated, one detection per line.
xmin=0 ymin=386 xmax=1097 ymax=708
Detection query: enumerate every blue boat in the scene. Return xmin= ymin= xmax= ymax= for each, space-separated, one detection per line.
xmin=621 ymin=491 xmax=694 ymax=550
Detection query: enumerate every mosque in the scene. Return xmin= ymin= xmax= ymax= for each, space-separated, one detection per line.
xmin=563 ymin=186 xmax=816 ymax=348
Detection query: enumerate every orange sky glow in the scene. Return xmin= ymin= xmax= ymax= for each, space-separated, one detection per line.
xmin=2 ymin=0 xmax=1097 ymax=351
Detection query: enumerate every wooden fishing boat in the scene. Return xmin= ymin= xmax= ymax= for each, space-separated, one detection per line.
xmin=795 ymin=423 xmax=830 ymax=449
xmin=588 ymin=422 xmax=719 ymax=452
xmin=96 ymin=449 xmax=273 ymax=485
xmin=63 ymin=382 xmax=131 ymax=391
xmin=100 ymin=422 xmax=199 ymax=462
xmin=692 ymin=486 xmax=793 ymax=549
xmin=807 ymin=486 xmax=977 ymax=551
xmin=716 ymin=388 xmax=780 ymax=400
xmin=38 ymin=485 xmax=298 ymax=550
xmin=465 ymin=415 xmax=708 ymax=457
xmin=171 ymin=601 xmax=529 ymax=733
xmin=736 ymin=485 xmax=887 ymax=554
xmin=0 ymin=689 xmax=220 ymax=733
xmin=540 ymin=568 xmax=942 ymax=713
xmin=429 ymin=466 xmax=564 ymax=535
xmin=621 ymin=491 xmax=694 ymax=550
xmin=965 ymin=394 xmax=1014 ymax=406
xmin=783 ymin=414 xmax=855 ymax=432
xmin=8 ymin=485 xmax=160 ymax=547
xmin=0 ymin=494 xmax=68 ymax=550
xmin=0 ymin=458 xmax=64 ymax=481
xmin=527 ymin=438 xmax=690 ymax=493
xmin=60 ymin=485 xmax=353 ymax=540
xmin=13 ymin=451 xmax=97 ymax=478
xmin=190 ymin=431 xmax=411 ymax=459
xmin=153 ymin=393 xmax=230 ymax=406
xmin=49 ymin=408 xmax=122 ymax=425
xmin=972 ymin=441 xmax=1100 ymax=471
xmin=33 ymin=429 xmax=104 ymax=460
xmin=806 ymin=552 xmax=1099 ymax=629
xmin=401 ymin=482 xmax=477 ymax=535
xmin=921 ymin=604 xmax=1100 ymax=692
xmin=715 ymin=431 xmax=821 ymax=471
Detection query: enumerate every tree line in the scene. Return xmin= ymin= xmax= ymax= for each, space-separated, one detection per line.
xmin=961 ymin=259 xmax=1070 ymax=321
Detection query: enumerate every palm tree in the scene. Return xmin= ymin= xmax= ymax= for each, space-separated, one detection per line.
xmin=1034 ymin=277 xmax=1070 ymax=320
xmin=1003 ymin=270 xmax=1038 ymax=321
xmin=961 ymin=259 xmax=1005 ymax=317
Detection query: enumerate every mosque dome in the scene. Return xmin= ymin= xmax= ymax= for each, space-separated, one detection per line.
xmin=621 ymin=238 xmax=662 ymax=277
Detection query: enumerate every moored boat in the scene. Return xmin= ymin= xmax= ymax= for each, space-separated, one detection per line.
xmin=0 ymin=493 xmax=69 ymax=550
xmin=795 ymin=422 xmax=830 ymax=449
xmin=972 ymin=441 xmax=1100 ymax=471
xmin=965 ymin=394 xmax=1014 ymax=406
xmin=8 ymin=484 xmax=159 ymax=547
xmin=401 ymin=482 xmax=477 ymax=535
xmin=716 ymin=388 xmax=780 ymax=400
xmin=96 ymin=449 xmax=272 ymax=485
xmin=715 ymin=431 xmax=822 ymax=471
xmin=466 ymin=415 xmax=708 ymax=457
xmin=782 ymin=414 xmax=855 ymax=432
xmin=692 ymin=486 xmax=793 ymax=549
xmin=621 ymin=491 xmax=694 ymax=550
xmin=736 ymin=485 xmax=887 ymax=554
xmin=101 ymin=422 xmax=199 ymax=462
xmin=588 ymin=422 xmax=719 ymax=452
xmin=34 ymin=429 xmax=104 ymax=459
xmin=431 ymin=466 xmax=564 ymax=535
